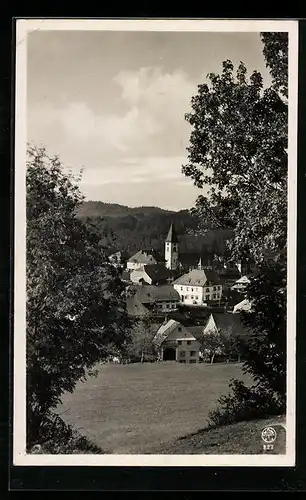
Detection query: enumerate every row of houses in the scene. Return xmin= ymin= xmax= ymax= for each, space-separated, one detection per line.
xmin=153 ymin=312 xmax=250 ymax=363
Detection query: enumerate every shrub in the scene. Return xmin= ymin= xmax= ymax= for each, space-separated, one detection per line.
xmin=28 ymin=411 xmax=103 ymax=454
xmin=208 ymin=378 xmax=285 ymax=427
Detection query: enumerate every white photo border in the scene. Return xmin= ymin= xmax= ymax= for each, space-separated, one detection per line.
xmin=13 ymin=18 xmax=299 ymax=467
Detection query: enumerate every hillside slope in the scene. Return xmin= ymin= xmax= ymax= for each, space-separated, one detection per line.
xmin=78 ymin=200 xmax=233 ymax=257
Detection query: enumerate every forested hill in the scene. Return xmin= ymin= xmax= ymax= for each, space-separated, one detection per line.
xmin=78 ymin=201 xmax=233 ymax=257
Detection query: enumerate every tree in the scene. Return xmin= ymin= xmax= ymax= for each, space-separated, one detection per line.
xmin=182 ymin=33 xmax=288 ymax=408
xmin=26 ymin=146 xmax=131 ymax=446
xmin=124 ymin=319 xmax=158 ymax=363
xmin=201 ymin=331 xmax=225 ymax=364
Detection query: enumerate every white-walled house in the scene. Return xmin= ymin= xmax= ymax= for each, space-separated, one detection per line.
xmin=172 ymin=269 xmax=222 ymax=306
xmin=153 ymin=319 xmax=200 ymax=363
xmin=126 ymin=249 xmax=164 ymax=271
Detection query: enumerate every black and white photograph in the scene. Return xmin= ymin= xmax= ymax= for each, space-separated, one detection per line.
xmin=13 ymin=19 xmax=298 ymax=466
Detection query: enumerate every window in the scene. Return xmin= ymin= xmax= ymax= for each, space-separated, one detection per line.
xmin=172 ymin=304 xmax=176 ymax=309
xmin=178 ymin=327 xmax=182 ymax=332
xmin=218 ymin=285 xmax=221 ymax=290
xmin=191 ymin=288 xmax=194 ymax=292
xmin=187 ymin=341 xmax=191 ymax=345
xmin=195 ymin=296 xmax=198 ymax=300
xmin=178 ymin=340 xmax=182 ymax=345
xmin=180 ymin=351 xmax=186 ymax=356
xmin=216 ymin=293 xmax=220 ymax=299
xmin=185 ymin=295 xmax=189 ymax=299
xmin=213 ymin=286 xmax=216 ymax=291
xmin=206 ymin=288 xmax=210 ymax=292
xmin=180 ymin=286 xmax=183 ymax=291
xmin=190 ymin=351 xmax=197 ymax=356
xmin=206 ymin=295 xmax=210 ymax=300
xmin=186 ymin=287 xmax=189 ymax=291
xmin=191 ymin=295 xmax=194 ymax=300
xmin=213 ymin=294 xmax=216 ymax=299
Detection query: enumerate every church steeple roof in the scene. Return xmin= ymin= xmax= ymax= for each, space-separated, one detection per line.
xmin=166 ymin=223 xmax=179 ymax=243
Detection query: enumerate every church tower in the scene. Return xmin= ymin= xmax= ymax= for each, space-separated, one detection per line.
xmin=165 ymin=223 xmax=179 ymax=270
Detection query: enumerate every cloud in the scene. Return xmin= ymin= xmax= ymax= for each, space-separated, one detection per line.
xmin=27 ymin=66 xmax=197 ymax=171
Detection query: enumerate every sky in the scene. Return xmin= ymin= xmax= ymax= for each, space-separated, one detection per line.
xmin=27 ymin=29 xmax=271 ymax=211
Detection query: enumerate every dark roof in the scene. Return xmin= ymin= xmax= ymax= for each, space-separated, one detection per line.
xmin=126 ymin=297 xmax=150 ymax=317
xmin=165 ymin=223 xmax=179 ymax=243
xmin=188 ymin=325 xmax=207 ymax=341
xmin=212 ymin=313 xmax=249 ymax=338
xmin=143 ymin=264 xmax=175 ymax=283
xmin=134 ymin=284 xmax=180 ymax=304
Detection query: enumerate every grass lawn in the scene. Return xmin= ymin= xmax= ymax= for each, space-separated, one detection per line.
xmin=151 ymin=417 xmax=286 ymax=455
xmin=56 ymin=362 xmax=253 ymax=454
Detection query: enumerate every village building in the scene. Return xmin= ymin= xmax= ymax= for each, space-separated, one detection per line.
xmin=231 ymin=275 xmax=251 ymax=293
xmin=153 ymin=319 xmax=201 ymax=363
xmin=130 ymin=263 xmax=177 ymax=286
xmin=126 ymin=249 xmax=165 ymax=271
xmin=172 ymin=267 xmax=222 ymax=306
xmin=233 ymin=298 xmax=253 ymax=314
xmin=126 ymin=284 xmax=180 ymax=317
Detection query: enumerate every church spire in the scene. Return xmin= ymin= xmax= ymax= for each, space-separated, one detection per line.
xmin=166 ymin=222 xmax=178 ymax=243
xmin=198 ymin=257 xmax=202 ymax=270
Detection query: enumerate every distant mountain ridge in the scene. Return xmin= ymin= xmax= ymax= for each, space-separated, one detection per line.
xmin=78 ymin=200 xmax=233 ymax=258
xmin=78 ymin=201 xmax=179 ymax=219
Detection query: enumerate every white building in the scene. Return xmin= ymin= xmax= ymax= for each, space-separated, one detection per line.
xmin=126 ymin=249 xmax=164 ymax=271
xmin=172 ymin=268 xmax=222 ymax=306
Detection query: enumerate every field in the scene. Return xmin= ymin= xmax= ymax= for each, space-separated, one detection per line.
xmin=56 ymin=362 xmax=253 ymax=454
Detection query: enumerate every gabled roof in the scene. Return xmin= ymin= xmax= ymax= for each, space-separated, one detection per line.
xmin=172 ymin=268 xmax=221 ymax=287
xmin=233 ymin=298 xmax=252 ymax=313
xmin=126 ymin=297 xmax=150 ymax=317
xmin=165 ymin=223 xmax=179 ymax=243
xmin=188 ymin=325 xmax=207 ymax=341
xmin=143 ymin=264 xmax=173 ymax=283
xmin=127 ymin=249 xmax=164 ymax=264
xmin=134 ymin=284 xmax=180 ymax=304
xmin=209 ymin=313 xmax=249 ymax=338
xmin=153 ymin=319 xmax=181 ymax=347
xmin=235 ymin=275 xmax=251 ymax=284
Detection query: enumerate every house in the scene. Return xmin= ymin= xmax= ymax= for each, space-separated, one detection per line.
xmin=153 ymin=319 xmax=200 ymax=363
xmin=126 ymin=249 xmax=165 ymax=271
xmin=233 ymin=298 xmax=253 ymax=314
xmin=172 ymin=268 xmax=222 ymax=306
xmin=108 ymin=250 xmax=129 ymax=268
xmin=126 ymin=284 xmax=180 ymax=317
xmin=130 ymin=263 xmax=177 ymax=286
xmin=203 ymin=312 xmax=249 ymax=344
xmin=231 ymin=275 xmax=251 ymax=293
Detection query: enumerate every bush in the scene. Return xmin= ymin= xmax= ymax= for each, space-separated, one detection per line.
xmin=28 ymin=411 xmax=103 ymax=454
xmin=208 ymin=378 xmax=285 ymax=427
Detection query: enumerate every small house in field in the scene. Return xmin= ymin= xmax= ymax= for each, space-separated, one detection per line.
xmin=153 ymin=319 xmax=200 ymax=363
